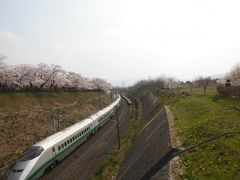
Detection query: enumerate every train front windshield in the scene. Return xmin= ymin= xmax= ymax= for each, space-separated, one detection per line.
xmin=19 ymin=146 xmax=44 ymax=161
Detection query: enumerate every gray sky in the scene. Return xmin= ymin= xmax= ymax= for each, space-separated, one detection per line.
xmin=1 ymin=0 xmax=240 ymax=86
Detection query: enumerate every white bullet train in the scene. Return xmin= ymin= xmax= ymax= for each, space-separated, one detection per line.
xmin=8 ymin=96 xmax=121 ymax=180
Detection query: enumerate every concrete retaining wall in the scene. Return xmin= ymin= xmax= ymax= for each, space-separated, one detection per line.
xmin=116 ymin=107 xmax=173 ymax=180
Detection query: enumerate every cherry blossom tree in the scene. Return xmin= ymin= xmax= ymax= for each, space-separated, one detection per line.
xmin=35 ymin=64 xmax=63 ymax=89
xmin=226 ymin=63 xmax=240 ymax=81
xmin=0 ymin=60 xmax=112 ymax=92
xmin=13 ymin=64 xmax=36 ymax=88
xmin=90 ymin=78 xmax=112 ymax=92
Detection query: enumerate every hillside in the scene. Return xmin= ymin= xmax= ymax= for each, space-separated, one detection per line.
xmin=156 ymin=86 xmax=240 ymax=179
xmin=0 ymin=91 xmax=111 ymax=171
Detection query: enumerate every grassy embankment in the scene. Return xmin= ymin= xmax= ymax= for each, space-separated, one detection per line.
xmin=93 ymin=85 xmax=240 ymax=179
xmin=157 ymin=85 xmax=240 ymax=179
xmin=0 ymin=91 xmax=110 ymax=169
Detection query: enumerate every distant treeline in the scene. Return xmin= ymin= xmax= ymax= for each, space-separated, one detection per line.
xmin=0 ymin=57 xmax=111 ymax=92
xmin=132 ymin=76 xmax=179 ymax=90
xmin=0 ymin=87 xmax=104 ymax=93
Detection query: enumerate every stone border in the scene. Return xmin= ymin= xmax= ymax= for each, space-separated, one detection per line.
xmin=165 ymin=106 xmax=183 ymax=180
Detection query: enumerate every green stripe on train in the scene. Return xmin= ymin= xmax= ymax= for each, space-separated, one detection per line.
xmin=27 ymin=129 xmax=95 ymax=180
xmin=27 ymin=112 xmax=114 ymax=180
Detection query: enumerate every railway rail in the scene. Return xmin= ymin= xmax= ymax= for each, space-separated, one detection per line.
xmin=41 ymin=99 xmax=130 ymax=180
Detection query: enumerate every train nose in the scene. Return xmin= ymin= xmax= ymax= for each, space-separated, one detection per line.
xmin=7 ymin=169 xmax=24 ymax=180
xmin=7 ymin=161 xmax=29 ymax=180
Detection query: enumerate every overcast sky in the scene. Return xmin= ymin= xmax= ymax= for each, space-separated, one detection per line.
xmin=1 ymin=0 xmax=240 ymax=86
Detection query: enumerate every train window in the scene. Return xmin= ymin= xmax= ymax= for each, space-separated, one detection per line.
xmin=58 ymin=146 xmax=61 ymax=151
xmin=67 ymin=140 xmax=69 ymax=144
xmin=12 ymin=169 xmax=23 ymax=173
xmin=73 ymin=136 xmax=75 ymax=141
xmin=64 ymin=142 xmax=67 ymax=146
xmin=61 ymin=144 xmax=64 ymax=149
xmin=75 ymin=135 xmax=77 ymax=139
xmin=70 ymin=138 xmax=72 ymax=143
xmin=52 ymin=148 xmax=55 ymax=152
xmin=19 ymin=146 xmax=44 ymax=161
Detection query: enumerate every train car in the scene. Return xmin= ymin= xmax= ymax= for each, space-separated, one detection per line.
xmin=120 ymin=95 xmax=132 ymax=105
xmin=8 ymin=96 xmax=121 ymax=180
xmin=91 ymin=96 xmax=121 ymax=130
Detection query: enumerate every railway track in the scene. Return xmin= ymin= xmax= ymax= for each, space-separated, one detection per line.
xmin=41 ymin=99 xmax=130 ymax=180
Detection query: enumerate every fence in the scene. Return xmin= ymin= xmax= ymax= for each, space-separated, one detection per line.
xmin=217 ymin=86 xmax=240 ymax=98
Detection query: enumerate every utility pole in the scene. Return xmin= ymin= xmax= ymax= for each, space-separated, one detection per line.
xmin=116 ymin=106 xmax=120 ymax=149
xmin=53 ymin=112 xmax=56 ymax=133
xmin=97 ymin=82 xmax=102 ymax=110
xmin=51 ymin=108 xmax=57 ymax=133
xmin=98 ymin=90 xmax=102 ymax=109
xmin=111 ymin=89 xmax=113 ymax=102
xmin=57 ymin=105 xmax=60 ymax=132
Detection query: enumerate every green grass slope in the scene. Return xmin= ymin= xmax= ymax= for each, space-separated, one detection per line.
xmin=161 ymin=87 xmax=240 ymax=179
